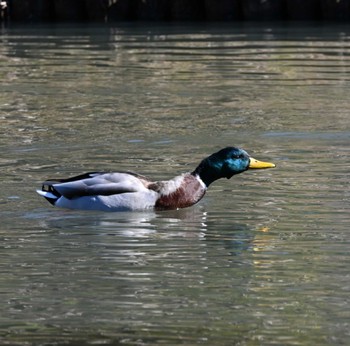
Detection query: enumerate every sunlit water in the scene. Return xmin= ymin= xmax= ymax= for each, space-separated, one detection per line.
xmin=1 ymin=23 xmax=350 ymax=345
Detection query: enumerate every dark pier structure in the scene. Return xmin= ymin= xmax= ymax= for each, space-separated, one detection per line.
xmin=2 ymin=0 xmax=350 ymax=22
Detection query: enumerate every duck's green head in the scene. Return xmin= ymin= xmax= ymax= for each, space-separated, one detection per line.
xmin=193 ymin=147 xmax=275 ymax=187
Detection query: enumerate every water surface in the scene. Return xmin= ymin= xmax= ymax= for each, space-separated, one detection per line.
xmin=0 ymin=23 xmax=350 ymax=345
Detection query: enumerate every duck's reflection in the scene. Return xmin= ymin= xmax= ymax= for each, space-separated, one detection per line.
xmin=34 ymin=204 xmax=275 ymax=260
xmin=36 ymin=204 xmax=208 ymax=237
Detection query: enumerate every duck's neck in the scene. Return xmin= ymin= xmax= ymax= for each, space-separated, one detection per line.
xmin=192 ymin=159 xmax=222 ymax=187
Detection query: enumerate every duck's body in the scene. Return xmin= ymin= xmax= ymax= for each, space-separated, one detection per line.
xmin=37 ymin=171 xmax=206 ymax=211
xmin=37 ymin=147 xmax=275 ymax=212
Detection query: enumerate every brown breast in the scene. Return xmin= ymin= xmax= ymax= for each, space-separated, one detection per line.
xmin=153 ymin=174 xmax=206 ymax=210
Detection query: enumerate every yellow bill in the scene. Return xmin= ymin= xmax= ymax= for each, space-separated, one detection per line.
xmin=249 ymin=157 xmax=276 ymax=169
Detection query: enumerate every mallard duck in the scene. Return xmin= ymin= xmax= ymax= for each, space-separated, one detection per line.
xmin=36 ymin=147 xmax=275 ymax=212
